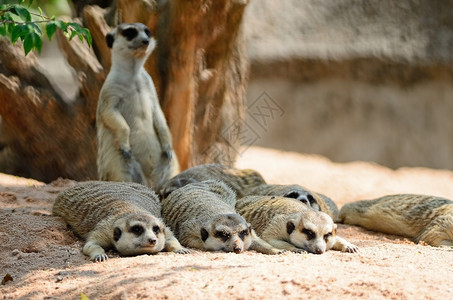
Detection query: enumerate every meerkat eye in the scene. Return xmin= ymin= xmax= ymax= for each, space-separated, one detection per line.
xmin=324 ymin=232 xmax=332 ymax=242
xmin=130 ymin=225 xmax=144 ymax=235
xmin=152 ymin=225 xmax=160 ymax=234
xmin=122 ymin=28 xmax=138 ymax=40
xmin=144 ymin=28 xmax=151 ymax=37
xmin=307 ymin=194 xmax=316 ymax=205
xmin=239 ymin=229 xmax=249 ymax=240
xmin=214 ymin=230 xmax=230 ymax=241
xmin=302 ymin=228 xmax=315 ymax=240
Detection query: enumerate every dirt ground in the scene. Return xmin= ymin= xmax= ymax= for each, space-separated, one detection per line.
xmin=1 ymin=146 xmax=452 ymax=299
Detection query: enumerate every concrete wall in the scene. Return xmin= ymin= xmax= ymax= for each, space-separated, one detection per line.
xmin=242 ymin=0 xmax=453 ymax=170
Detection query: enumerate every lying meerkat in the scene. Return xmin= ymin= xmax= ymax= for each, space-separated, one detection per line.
xmin=339 ymin=194 xmax=453 ymax=247
xmin=161 ymin=180 xmax=282 ymax=255
xmin=53 ymin=181 xmax=189 ymax=262
xmin=97 ymin=22 xmax=179 ymax=190
xmin=159 ymin=163 xmax=266 ymax=198
xmin=245 ymin=184 xmax=339 ymax=221
xmin=236 ymin=195 xmax=358 ymax=254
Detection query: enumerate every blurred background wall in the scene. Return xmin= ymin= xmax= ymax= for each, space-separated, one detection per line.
xmin=242 ymin=0 xmax=453 ymax=170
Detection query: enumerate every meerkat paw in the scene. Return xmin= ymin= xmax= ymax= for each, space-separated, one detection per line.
xmin=162 ymin=149 xmax=172 ymax=160
xmin=291 ymin=248 xmax=308 ymax=254
xmin=174 ymin=248 xmax=191 ymax=254
xmin=93 ymin=253 xmax=109 ymax=262
xmin=120 ymin=147 xmax=132 ymax=160
xmin=342 ymin=243 xmax=359 ymax=253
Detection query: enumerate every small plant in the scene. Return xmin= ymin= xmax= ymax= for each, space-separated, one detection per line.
xmin=0 ymin=0 xmax=91 ymax=55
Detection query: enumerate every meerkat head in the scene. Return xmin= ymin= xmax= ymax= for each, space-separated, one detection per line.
xmin=200 ymin=214 xmax=252 ymax=254
xmin=112 ymin=213 xmax=166 ymax=256
xmin=106 ymin=22 xmax=156 ymax=60
xmin=283 ymin=189 xmax=321 ymax=211
xmin=286 ymin=210 xmax=337 ymax=254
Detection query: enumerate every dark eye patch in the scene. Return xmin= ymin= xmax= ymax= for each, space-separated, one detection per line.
xmin=122 ymin=27 xmax=138 ymax=40
xmin=239 ymin=229 xmax=249 ymax=240
xmin=302 ymin=228 xmax=316 ymax=240
xmin=284 ymin=191 xmax=300 ymax=199
xmin=214 ymin=230 xmax=231 ymax=242
xmin=307 ymin=194 xmax=317 ymax=205
xmin=324 ymin=232 xmax=332 ymax=242
xmin=130 ymin=225 xmax=144 ymax=235
xmin=144 ymin=28 xmax=151 ymax=37
xmin=152 ymin=225 xmax=160 ymax=234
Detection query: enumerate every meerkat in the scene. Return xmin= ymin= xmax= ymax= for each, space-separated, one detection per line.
xmin=161 ymin=180 xmax=283 ymax=254
xmin=339 ymin=194 xmax=453 ymax=247
xmin=159 ymin=163 xmax=266 ymax=199
xmin=245 ymin=184 xmax=339 ymax=221
xmin=96 ymin=22 xmax=179 ymax=190
xmin=236 ymin=195 xmax=358 ymax=254
xmin=52 ymin=181 xmax=189 ymax=262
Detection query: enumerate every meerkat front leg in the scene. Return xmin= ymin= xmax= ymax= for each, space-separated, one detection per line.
xmin=83 ymin=230 xmax=112 ymax=262
xmin=330 ymin=236 xmax=359 ymax=253
xmin=99 ymin=96 xmax=131 ymax=158
xmin=265 ymin=238 xmax=306 ymax=253
xmin=152 ymin=100 xmax=174 ymax=159
xmin=163 ymin=227 xmax=191 ymax=254
xmin=249 ymin=230 xmax=285 ymax=255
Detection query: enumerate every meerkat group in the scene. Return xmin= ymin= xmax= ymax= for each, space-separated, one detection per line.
xmin=53 ymin=22 xmax=451 ymax=263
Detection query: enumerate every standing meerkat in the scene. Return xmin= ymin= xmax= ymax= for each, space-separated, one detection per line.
xmin=159 ymin=164 xmax=266 ymax=198
xmin=245 ymin=184 xmax=339 ymax=221
xmin=339 ymin=194 xmax=453 ymax=247
xmin=53 ymin=181 xmax=189 ymax=262
xmin=236 ymin=196 xmax=358 ymax=254
xmin=96 ymin=22 xmax=178 ymax=190
xmin=161 ymin=180 xmax=283 ymax=255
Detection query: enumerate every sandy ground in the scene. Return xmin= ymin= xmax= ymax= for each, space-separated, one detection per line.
xmin=1 ymin=146 xmax=453 ymax=299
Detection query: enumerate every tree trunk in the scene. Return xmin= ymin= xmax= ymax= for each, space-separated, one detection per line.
xmin=0 ymin=0 xmax=249 ymax=182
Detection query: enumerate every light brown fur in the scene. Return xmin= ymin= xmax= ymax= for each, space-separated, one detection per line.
xmin=97 ymin=23 xmax=178 ymax=190
xmin=236 ymin=196 xmax=358 ymax=254
xmin=159 ymin=164 xmax=266 ymax=198
xmin=339 ymin=194 xmax=453 ymax=247
xmin=161 ymin=180 xmax=282 ymax=254
xmin=53 ymin=181 xmax=188 ymax=262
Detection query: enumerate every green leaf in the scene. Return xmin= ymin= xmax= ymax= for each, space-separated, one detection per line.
xmin=46 ymin=22 xmax=57 ymax=40
xmin=33 ymin=31 xmax=42 ymax=52
xmin=28 ymin=21 xmax=42 ymax=34
xmin=0 ymin=24 xmax=6 ymax=36
xmin=12 ymin=4 xmax=31 ymax=22
xmin=23 ymin=31 xmax=41 ymax=55
xmin=69 ymin=29 xmax=77 ymax=41
xmin=11 ymin=24 xmax=28 ymax=43
xmin=55 ymin=19 xmax=68 ymax=32
xmin=23 ymin=33 xmax=33 ymax=55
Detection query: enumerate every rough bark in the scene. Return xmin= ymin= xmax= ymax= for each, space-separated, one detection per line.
xmin=0 ymin=0 xmax=248 ymax=182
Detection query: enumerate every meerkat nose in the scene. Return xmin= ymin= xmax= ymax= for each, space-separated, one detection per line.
xmin=148 ymin=238 xmax=156 ymax=245
xmin=233 ymin=246 xmax=242 ymax=254
xmin=313 ymin=247 xmax=323 ymax=254
xmin=142 ymin=39 xmax=149 ymax=45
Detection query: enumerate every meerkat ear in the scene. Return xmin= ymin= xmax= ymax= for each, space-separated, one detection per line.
xmin=286 ymin=221 xmax=295 ymax=234
xmin=106 ymin=32 xmax=115 ymax=48
xmin=200 ymin=228 xmax=209 ymax=242
xmin=113 ymin=227 xmax=122 ymax=242
xmin=333 ymin=224 xmax=337 ymax=235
